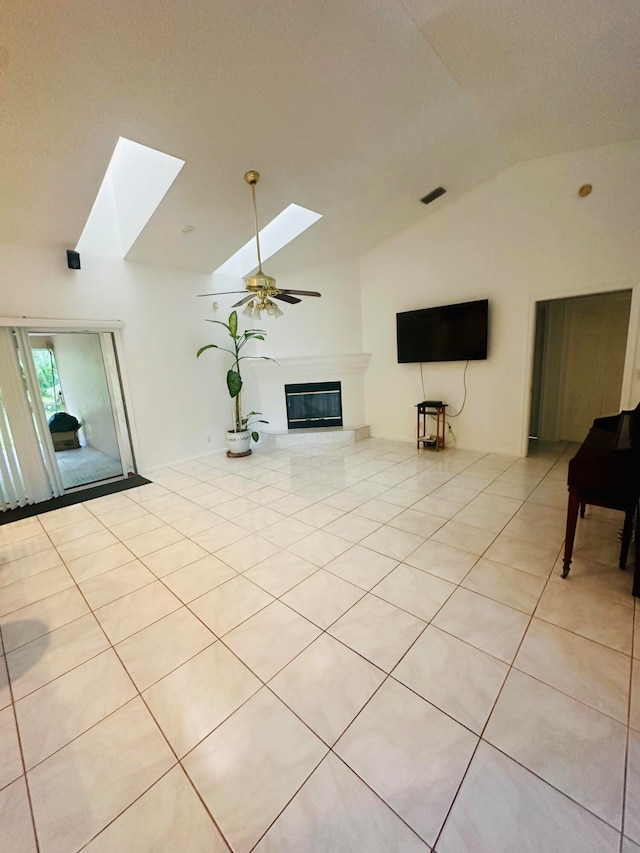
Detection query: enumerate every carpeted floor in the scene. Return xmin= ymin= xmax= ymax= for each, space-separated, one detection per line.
xmin=55 ymin=446 xmax=123 ymax=489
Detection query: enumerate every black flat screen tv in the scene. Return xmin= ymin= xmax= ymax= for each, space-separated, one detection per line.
xmin=396 ymin=299 xmax=489 ymax=363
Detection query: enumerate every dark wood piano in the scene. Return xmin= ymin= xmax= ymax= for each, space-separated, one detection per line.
xmin=562 ymin=405 xmax=640 ymax=596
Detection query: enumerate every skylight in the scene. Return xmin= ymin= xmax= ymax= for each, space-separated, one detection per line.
xmin=214 ymin=203 xmax=322 ymax=278
xmin=76 ymin=137 xmax=185 ymax=257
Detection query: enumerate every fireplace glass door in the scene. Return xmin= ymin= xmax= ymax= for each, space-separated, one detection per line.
xmin=284 ymin=382 xmax=343 ymax=429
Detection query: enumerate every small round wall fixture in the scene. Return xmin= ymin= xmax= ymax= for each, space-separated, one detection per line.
xmin=578 ymin=184 xmax=592 ymax=197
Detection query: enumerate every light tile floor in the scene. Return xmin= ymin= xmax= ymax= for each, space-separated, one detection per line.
xmin=0 ymin=438 xmax=638 ymax=852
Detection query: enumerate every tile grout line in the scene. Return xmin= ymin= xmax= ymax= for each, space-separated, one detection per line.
xmin=48 ymin=541 xmax=238 ymax=853
xmin=430 ymin=536 xmax=570 ymax=852
xmin=0 ymin=586 xmax=42 ymax=852
xmin=431 ymin=471 xmax=568 ymax=839
xmin=621 ymin=599 xmax=637 ymax=850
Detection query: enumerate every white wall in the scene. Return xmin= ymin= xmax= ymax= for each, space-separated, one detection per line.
xmin=53 ymin=332 xmax=120 ymax=458
xmin=0 ymin=243 xmax=230 ymax=470
xmin=361 ymin=141 xmax=640 ymax=455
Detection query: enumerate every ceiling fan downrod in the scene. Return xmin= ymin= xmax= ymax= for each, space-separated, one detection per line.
xmin=244 ymin=170 xmax=263 ymax=273
xmin=196 ymin=170 xmax=322 ymax=316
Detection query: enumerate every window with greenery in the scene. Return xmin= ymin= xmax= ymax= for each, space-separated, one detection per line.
xmin=32 ymin=349 xmax=64 ymax=417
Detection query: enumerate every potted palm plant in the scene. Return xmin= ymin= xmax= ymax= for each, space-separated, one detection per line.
xmin=197 ymin=310 xmax=273 ymax=457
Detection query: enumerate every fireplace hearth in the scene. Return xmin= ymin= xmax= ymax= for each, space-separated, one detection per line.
xmin=284 ymin=382 xmax=343 ymax=429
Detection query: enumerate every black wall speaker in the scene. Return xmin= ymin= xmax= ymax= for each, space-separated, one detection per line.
xmin=66 ymin=250 xmax=81 ymax=270
xmin=420 ymin=186 xmax=446 ymax=205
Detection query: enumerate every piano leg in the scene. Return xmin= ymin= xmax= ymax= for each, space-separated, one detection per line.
xmin=579 ymin=501 xmax=586 ymax=519
xmin=562 ymin=488 xmax=580 ymax=578
xmin=633 ymin=501 xmax=640 ymax=597
xmin=620 ymin=507 xmax=634 ymax=570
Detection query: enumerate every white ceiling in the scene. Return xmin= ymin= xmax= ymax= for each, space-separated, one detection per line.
xmin=2 ymin=0 xmax=639 ymax=276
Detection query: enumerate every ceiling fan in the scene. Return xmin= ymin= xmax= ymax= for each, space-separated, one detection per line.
xmin=197 ymin=171 xmax=321 ymax=318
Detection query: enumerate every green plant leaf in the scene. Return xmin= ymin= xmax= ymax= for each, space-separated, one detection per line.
xmin=227 ymin=369 xmax=242 ymax=398
xmin=196 ymin=344 xmax=220 ymax=358
xmin=203 ymin=319 xmax=231 ymax=330
xmin=229 ymin=311 xmax=238 ymax=337
xmin=251 ymin=431 xmax=259 ymax=442
xmin=236 ymin=356 xmax=276 ymax=367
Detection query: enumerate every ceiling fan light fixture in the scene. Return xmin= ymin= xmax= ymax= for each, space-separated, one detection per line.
xmin=265 ymin=300 xmax=283 ymax=318
xmin=243 ymin=296 xmax=283 ymax=320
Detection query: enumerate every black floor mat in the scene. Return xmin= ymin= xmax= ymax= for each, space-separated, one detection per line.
xmin=0 ymin=474 xmax=152 ymax=525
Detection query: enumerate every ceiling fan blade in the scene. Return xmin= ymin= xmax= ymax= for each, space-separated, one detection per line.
xmin=197 ymin=291 xmax=249 ymax=297
xmin=273 ymin=293 xmax=302 ymax=304
xmin=232 ymin=294 xmax=255 ymax=307
xmin=279 ymin=289 xmax=322 ymax=297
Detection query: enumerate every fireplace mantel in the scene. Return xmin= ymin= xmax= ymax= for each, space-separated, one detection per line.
xmin=249 ymin=353 xmax=371 ymax=379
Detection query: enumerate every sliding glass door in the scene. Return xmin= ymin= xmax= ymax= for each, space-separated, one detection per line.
xmin=0 ymin=327 xmax=64 ymax=509
xmin=0 ymin=324 xmax=136 ymax=512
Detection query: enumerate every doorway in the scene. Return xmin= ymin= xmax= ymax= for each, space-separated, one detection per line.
xmin=0 ymin=325 xmax=136 ymax=511
xmin=529 ymin=290 xmax=632 ymax=442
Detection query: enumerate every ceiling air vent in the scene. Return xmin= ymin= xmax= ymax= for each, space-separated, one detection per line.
xmin=420 ymin=186 xmax=446 ymax=205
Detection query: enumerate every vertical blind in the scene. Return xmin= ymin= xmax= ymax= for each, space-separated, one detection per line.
xmin=0 ymin=327 xmax=64 ymax=511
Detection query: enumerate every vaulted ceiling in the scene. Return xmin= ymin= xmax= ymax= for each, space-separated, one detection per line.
xmin=2 ymin=0 xmax=639 ymax=276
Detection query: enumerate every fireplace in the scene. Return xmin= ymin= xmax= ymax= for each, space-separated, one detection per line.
xmin=284 ymin=382 xmax=343 ymax=429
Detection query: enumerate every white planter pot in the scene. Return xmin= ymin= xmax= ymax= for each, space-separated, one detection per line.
xmin=225 ymin=429 xmax=252 ymax=457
